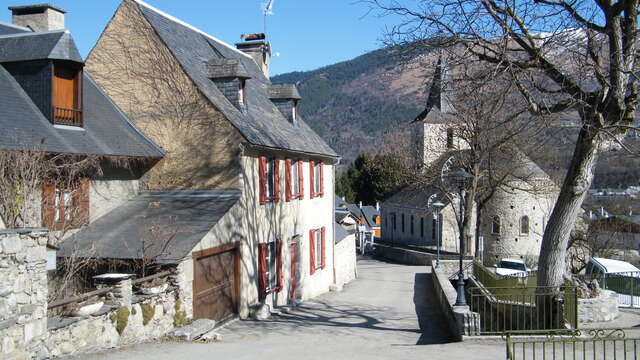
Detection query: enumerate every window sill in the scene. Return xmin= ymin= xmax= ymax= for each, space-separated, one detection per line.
xmin=53 ymin=124 xmax=85 ymax=131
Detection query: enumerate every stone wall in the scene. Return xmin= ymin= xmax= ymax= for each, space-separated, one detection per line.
xmin=0 ymin=229 xmax=49 ymax=359
xmin=334 ymin=234 xmax=357 ymax=288
xmin=431 ymin=262 xmax=479 ymax=339
xmin=578 ymin=290 xmax=619 ymax=325
xmin=46 ymin=288 xmax=182 ymax=358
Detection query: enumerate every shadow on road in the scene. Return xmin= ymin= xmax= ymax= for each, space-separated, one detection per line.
xmin=414 ymin=273 xmax=457 ymax=345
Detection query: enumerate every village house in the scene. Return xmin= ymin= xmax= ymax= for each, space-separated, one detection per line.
xmin=0 ymin=4 xmax=164 ymax=234
xmin=59 ymin=0 xmax=348 ymax=322
xmin=380 ymin=57 xmax=559 ymax=267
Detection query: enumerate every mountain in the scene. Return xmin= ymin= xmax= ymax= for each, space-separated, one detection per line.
xmin=272 ymin=46 xmax=640 ymax=189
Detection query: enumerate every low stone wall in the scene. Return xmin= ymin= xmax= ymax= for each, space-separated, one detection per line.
xmin=0 ymin=229 xmax=49 ymax=359
xmin=334 ymin=234 xmax=357 ymax=288
xmin=46 ymin=289 xmax=183 ymax=357
xmin=579 ymin=290 xmax=619 ymax=325
xmin=375 ymin=243 xmax=472 ymax=267
xmin=432 ymin=261 xmax=479 ymax=339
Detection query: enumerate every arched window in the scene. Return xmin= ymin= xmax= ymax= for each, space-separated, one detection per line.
xmin=492 ymin=216 xmax=501 ymax=234
xmin=520 ymin=216 xmax=530 ymax=235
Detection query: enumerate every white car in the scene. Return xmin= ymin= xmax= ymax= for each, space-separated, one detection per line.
xmin=495 ymin=258 xmax=529 ymax=277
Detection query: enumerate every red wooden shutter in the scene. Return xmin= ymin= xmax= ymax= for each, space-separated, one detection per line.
xmin=298 ymin=160 xmax=304 ymax=199
xmin=274 ymin=159 xmax=281 ymax=203
xmin=309 ymin=229 xmax=316 ymax=275
xmin=258 ymin=243 xmax=267 ymax=301
xmin=41 ymin=179 xmax=56 ymax=228
xmin=319 ymin=162 xmax=325 ymax=197
xmin=77 ymin=178 xmax=90 ymax=226
xmin=321 ymin=226 xmax=326 ymax=269
xmin=259 ymin=156 xmax=267 ymax=205
xmin=309 ymin=160 xmax=315 ymax=199
xmin=276 ymin=238 xmax=283 ymax=291
xmin=285 ymin=159 xmax=292 ymax=202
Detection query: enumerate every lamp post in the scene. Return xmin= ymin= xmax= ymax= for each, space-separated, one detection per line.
xmin=432 ymin=201 xmax=445 ymax=268
xmin=446 ymin=168 xmax=474 ymax=307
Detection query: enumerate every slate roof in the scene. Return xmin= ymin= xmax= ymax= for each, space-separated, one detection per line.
xmin=335 ymin=222 xmax=355 ymax=244
xmin=384 ymin=184 xmax=449 ymax=211
xmin=0 ymin=30 xmax=82 ymax=63
xmin=0 ymin=31 xmax=164 ymax=158
xmin=0 ymin=21 xmax=30 ymax=35
xmin=360 ymin=206 xmax=380 ymax=228
xmin=270 ymin=84 xmax=301 ymax=100
xmin=132 ymin=0 xmax=337 ymax=158
xmin=58 ymin=190 xmax=241 ymax=264
xmin=204 ymin=59 xmax=251 ymax=79
xmin=413 ymin=55 xmax=455 ymax=124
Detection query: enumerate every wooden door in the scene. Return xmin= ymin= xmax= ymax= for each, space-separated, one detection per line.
xmin=192 ymin=245 xmax=239 ymax=321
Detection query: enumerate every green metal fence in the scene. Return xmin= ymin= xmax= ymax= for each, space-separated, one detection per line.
xmin=473 ymin=260 xmax=538 ymax=289
xmin=579 ymin=272 xmax=640 ymax=308
xmin=468 ymin=285 xmax=578 ymax=335
xmin=505 ymin=328 xmax=640 ymax=359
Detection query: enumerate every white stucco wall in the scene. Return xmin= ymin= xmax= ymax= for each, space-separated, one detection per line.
xmin=334 ymin=234 xmax=357 ymax=287
xmin=90 ymin=179 xmax=140 ymax=222
xmin=192 ymin=149 xmax=337 ymax=318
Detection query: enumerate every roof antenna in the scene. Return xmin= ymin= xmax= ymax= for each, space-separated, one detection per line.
xmin=263 ymin=0 xmax=275 ymax=35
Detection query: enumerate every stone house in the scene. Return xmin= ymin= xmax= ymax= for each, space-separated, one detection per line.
xmin=380 ymin=57 xmax=558 ymax=267
xmin=0 ymin=5 xmax=164 ymax=235
xmin=71 ymin=0 xmax=344 ymax=322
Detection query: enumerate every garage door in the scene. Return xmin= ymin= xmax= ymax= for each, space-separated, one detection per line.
xmin=192 ymin=244 xmax=239 ymax=321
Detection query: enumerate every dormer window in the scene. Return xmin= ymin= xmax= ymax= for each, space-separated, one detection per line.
xmin=292 ymin=100 xmax=298 ymax=122
xmin=269 ymin=84 xmax=302 ymax=125
xmin=238 ymin=79 xmax=247 ymax=105
xmin=52 ymin=62 xmax=83 ymax=126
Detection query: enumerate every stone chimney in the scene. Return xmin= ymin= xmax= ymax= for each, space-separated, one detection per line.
xmin=9 ymin=3 xmax=67 ymax=32
xmin=236 ymin=33 xmax=271 ymax=78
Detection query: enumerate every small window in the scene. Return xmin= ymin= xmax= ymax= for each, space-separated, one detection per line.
xmin=259 ymin=156 xmax=280 ymax=205
xmin=432 ymin=217 xmax=437 ymax=240
xmin=258 ymin=238 xmax=282 ymax=298
xmin=309 ymin=161 xmax=324 ymax=198
xmin=292 ymin=100 xmax=298 ymax=122
xmin=410 ymin=215 xmax=414 ymax=235
xmin=401 ymin=214 xmax=405 ymax=233
xmin=392 ymin=213 xmax=396 ymax=230
xmin=238 ymin=79 xmax=247 ymax=105
xmin=265 ymin=240 xmax=278 ymax=291
xmin=420 ymin=217 xmax=424 ymax=238
xmin=52 ymin=63 xmax=83 ymax=126
xmin=310 ymin=228 xmax=326 ymax=274
xmin=446 ymin=128 xmax=454 ymax=149
xmin=286 ymin=159 xmax=303 ymax=201
xmin=520 ymin=216 xmax=530 ymax=235
xmin=42 ymin=178 xmax=89 ymax=231
xmin=492 ymin=216 xmax=501 ymax=234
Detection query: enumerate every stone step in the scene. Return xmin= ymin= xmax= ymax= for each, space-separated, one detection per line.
xmin=168 ymin=319 xmax=216 ymax=341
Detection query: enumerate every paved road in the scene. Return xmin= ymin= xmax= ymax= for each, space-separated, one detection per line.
xmin=71 ymin=258 xmax=506 ymax=360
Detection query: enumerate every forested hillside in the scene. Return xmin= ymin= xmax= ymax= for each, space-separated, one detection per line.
xmin=273 ymin=46 xmax=640 ymax=189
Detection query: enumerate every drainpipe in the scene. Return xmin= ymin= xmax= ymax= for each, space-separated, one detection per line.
xmin=332 ymin=161 xmax=338 ymax=286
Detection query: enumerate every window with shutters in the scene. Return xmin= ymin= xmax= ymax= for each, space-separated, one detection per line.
xmin=285 ymin=158 xmax=303 ymax=201
xmin=42 ymin=178 xmax=89 ymax=231
xmin=258 ymin=238 xmax=283 ymax=299
xmin=52 ymin=62 xmax=83 ymax=127
xmin=309 ymin=227 xmax=326 ymax=274
xmin=309 ymin=161 xmax=324 ymax=198
xmin=259 ymin=156 xmax=280 ymax=205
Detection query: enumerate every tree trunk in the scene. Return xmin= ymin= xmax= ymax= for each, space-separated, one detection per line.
xmin=463 ymin=163 xmax=481 ymax=256
xmin=537 ymin=125 xmax=601 ymax=290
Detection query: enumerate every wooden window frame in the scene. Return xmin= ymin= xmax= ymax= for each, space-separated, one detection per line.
xmin=258 ymin=238 xmax=283 ymax=300
xmin=259 ymin=156 xmax=280 ymax=205
xmin=309 ymin=227 xmax=326 ymax=275
xmin=42 ymin=178 xmax=89 ymax=231
xmin=52 ymin=62 xmax=83 ymax=127
xmin=239 ymin=79 xmax=247 ymax=105
xmin=285 ymin=158 xmax=303 ymax=201
xmin=309 ymin=161 xmax=324 ymax=199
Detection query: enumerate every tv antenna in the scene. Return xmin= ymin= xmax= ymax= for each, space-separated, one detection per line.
xmin=263 ymin=0 xmax=275 ymax=35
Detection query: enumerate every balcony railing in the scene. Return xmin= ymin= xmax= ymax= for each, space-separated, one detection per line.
xmin=53 ymin=106 xmax=83 ymax=126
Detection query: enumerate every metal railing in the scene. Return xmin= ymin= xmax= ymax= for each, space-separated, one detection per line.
xmin=53 ymin=106 xmax=83 ymax=126
xmin=579 ymin=271 xmax=640 ymax=308
xmin=468 ymin=285 xmax=578 ymax=335
xmin=505 ymin=328 xmax=640 ymax=359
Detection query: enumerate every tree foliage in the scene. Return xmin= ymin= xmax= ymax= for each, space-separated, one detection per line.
xmin=336 ymin=153 xmax=409 ymax=204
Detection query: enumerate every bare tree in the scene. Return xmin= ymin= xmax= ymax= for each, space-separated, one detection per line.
xmin=367 ymin=0 xmax=639 ymax=289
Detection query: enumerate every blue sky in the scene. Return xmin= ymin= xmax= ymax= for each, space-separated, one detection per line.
xmin=1 ymin=0 xmax=399 ymax=76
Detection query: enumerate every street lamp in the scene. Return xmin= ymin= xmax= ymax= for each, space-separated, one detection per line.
xmin=432 ymin=201 xmax=445 ymax=268
xmin=445 ymin=168 xmax=474 ymax=307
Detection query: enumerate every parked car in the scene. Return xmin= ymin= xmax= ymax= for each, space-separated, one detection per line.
xmin=495 ymin=258 xmax=529 ymax=277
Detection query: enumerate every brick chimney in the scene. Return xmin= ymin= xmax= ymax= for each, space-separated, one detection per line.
xmin=236 ymin=33 xmax=271 ymax=78
xmin=8 ymin=4 xmax=67 ymax=32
